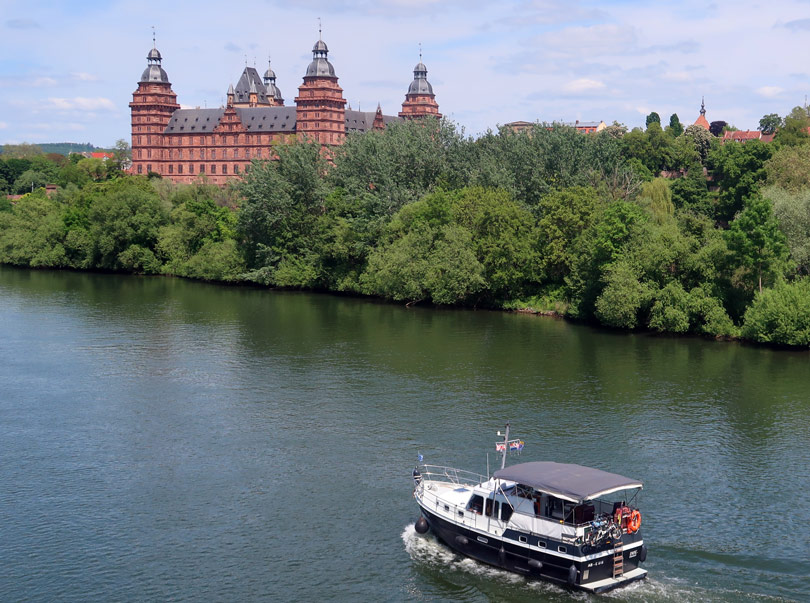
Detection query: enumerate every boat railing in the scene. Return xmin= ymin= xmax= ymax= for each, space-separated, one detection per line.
xmin=417 ymin=464 xmax=487 ymax=487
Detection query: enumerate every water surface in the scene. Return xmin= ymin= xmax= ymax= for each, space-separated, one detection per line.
xmin=0 ymin=267 xmax=807 ymax=601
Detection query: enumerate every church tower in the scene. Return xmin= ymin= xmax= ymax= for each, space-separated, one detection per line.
xmin=399 ymin=52 xmax=441 ymax=120
xmin=294 ymin=33 xmax=347 ymax=145
xmin=129 ymin=38 xmax=180 ymax=176
xmin=693 ymin=97 xmax=710 ymax=130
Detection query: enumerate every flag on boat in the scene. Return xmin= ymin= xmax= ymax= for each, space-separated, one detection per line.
xmin=496 ymin=439 xmax=525 ymax=452
xmin=417 ymin=453 xmax=424 ymax=462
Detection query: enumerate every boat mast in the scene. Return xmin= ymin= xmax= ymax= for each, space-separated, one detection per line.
xmin=501 ymin=422 xmax=510 ymax=470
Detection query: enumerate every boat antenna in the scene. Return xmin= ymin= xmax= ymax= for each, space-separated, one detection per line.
xmin=501 ymin=422 xmax=510 ymax=470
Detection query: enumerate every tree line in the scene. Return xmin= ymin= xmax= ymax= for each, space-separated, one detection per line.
xmin=2 ymin=114 xmax=810 ymax=347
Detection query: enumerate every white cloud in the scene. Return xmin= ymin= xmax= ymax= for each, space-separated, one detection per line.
xmin=46 ymin=97 xmax=116 ymax=111
xmin=562 ymin=78 xmax=605 ymax=93
xmin=756 ymin=86 xmax=783 ymax=98
xmin=71 ymin=72 xmax=99 ymax=82
xmin=32 ymin=77 xmax=57 ymax=87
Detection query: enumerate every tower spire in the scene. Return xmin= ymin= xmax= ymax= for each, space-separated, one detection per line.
xmin=700 ymin=96 xmax=706 ymax=117
xmin=152 ymin=25 xmax=156 ymax=48
xmin=318 ymin=17 xmax=322 ymax=40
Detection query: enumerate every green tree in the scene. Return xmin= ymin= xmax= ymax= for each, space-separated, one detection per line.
xmin=708 ymin=139 xmax=772 ymax=222
xmin=0 ymin=143 xmax=44 ymax=158
xmin=238 ymin=140 xmax=329 ymax=286
xmin=774 ymin=106 xmax=810 ymax=146
xmin=758 ymin=113 xmax=782 ymax=134
xmin=741 ymin=277 xmax=810 ymax=346
xmin=725 ymin=194 xmax=789 ymax=293
xmin=595 ymin=260 xmax=648 ymax=328
xmin=12 ymin=169 xmax=49 ymax=194
xmin=680 ymin=124 xmax=713 ymax=164
xmin=645 ymin=112 xmax=661 ymax=128
xmin=764 ymin=144 xmax=810 ymax=192
xmin=670 ymin=162 xmax=710 ymax=214
xmin=764 ymin=186 xmax=810 ymax=274
xmin=668 ymin=114 xmax=684 ymax=137
xmin=537 ymin=186 xmax=603 ymax=281
xmin=87 ymin=179 xmax=167 ymax=271
xmin=0 ymin=194 xmax=67 ymax=267
xmin=637 ymin=178 xmax=673 ymax=222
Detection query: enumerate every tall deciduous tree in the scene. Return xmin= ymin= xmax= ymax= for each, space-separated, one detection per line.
xmin=725 ymin=194 xmax=789 ymax=293
xmin=645 ymin=112 xmax=661 ymax=128
xmin=668 ymin=114 xmax=684 ymax=137
xmin=758 ymin=113 xmax=782 ymax=134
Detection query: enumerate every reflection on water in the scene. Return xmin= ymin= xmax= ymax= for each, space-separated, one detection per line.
xmin=0 ymin=266 xmax=807 ymax=602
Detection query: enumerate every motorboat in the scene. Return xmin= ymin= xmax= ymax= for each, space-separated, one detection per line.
xmin=411 ymin=424 xmax=647 ymax=593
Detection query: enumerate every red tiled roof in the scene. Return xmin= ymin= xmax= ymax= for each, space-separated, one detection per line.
xmin=90 ymin=152 xmax=114 ymax=160
xmin=723 ymin=130 xmax=760 ymax=142
xmin=693 ymin=114 xmax=710 ymax=129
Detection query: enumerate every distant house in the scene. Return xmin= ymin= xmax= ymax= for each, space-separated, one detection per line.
xmin=722 ymin=130 xmax=775 ymax=143
xmin=90 ymin=152 xmax=115 ymax=160
xmin=503 ymin=119 xmax=606 ymax=134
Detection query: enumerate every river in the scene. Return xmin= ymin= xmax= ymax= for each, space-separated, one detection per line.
xmin=0 ymin=266 xmax=807 ymax=602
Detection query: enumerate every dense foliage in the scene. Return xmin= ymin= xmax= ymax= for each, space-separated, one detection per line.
xmin=3 ymin=114 xmax=810 ymax=347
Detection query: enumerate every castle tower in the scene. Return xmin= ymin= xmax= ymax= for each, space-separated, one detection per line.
xmin=399 ymin=52 xmax=441 ymax=120
xmin=694 ymin=97 xmax=709 ymax=130
xmin=129 ymin=40 xmax=180 ymax=175
xmin=373 ymin=103 xmax=385 ymax=131
xmin=294 ymin=34 xmax=347 ymax=145
xmin=232 ymin=66 xmax=271 ymax=107
xmin=263 ymin=60 xmax=285 ymax=106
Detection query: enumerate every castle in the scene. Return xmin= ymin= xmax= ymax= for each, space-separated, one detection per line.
xmin=130 ymin=35 xmax=441 ymax=184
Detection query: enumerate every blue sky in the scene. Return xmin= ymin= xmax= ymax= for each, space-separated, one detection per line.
xmin=2 ymin=0 xmax=810 ymax=146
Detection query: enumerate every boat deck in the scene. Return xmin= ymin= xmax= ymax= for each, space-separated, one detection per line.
xmin=580 ymin=567 xmax=647 ymax=593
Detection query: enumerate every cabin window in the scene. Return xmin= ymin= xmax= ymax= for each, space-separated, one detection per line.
xmin=468 ymin=495 xmax=484 ymax=515
xmin=558 ymin=545 xmax=567 ymax=553
xmin=500 ymin=504 xmax=513 ymax=522
xmin=538 ymin=540 xmax=547 ymax=548
xmin=518 ymin=535 xmax=527 ymax=543
xmin=444 ymin=504 xmax=449 ymax=512
xmin=485 ymin=498 xmax=499 ymax=517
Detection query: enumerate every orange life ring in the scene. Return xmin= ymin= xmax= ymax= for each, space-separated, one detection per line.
xmin=628 ymin=509 xmax=641 ymax=533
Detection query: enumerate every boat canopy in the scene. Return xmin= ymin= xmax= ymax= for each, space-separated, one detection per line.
xmin=493 ymin=461 xmax=642 ymax=504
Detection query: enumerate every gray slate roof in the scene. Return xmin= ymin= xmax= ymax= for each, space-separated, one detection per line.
xmin=141 ymin=64 xmax=170 ymax=84
xmin=344 ymin=110 xmax=402 ymax=133
xmin=234 ymin=107 xmax=296 ymax=131
xmin=493 ymin=461 xmax=642 ymax=503
xmin=165 ymin=108 xmax=225 ymax=133
xmin=163 ymin=107 xmax=401 ymax=136
xmin=234 ymin=67 xmax=270 ymax=105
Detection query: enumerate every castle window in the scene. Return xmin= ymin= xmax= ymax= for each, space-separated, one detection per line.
xmin=200 ymin=164 xmax=205 ymax=173
xmin=179 ymin=165 xmax=183 ymax=174
xmin=234 ymin=166 xmax=240 ymax=174
xmin=168 ymin=164 xmax=173 ymax=174
xmin=211 ymin=165 xmax=216 ymax=174
xmin=137 ymin=165 xmax=142 ymax=174
xmin=147 ymin=149 xmax=152 ymax=158
xmin=147 ymin=136 xmax=151 ymax=144
xmin=147 ymin=164 xmax=152 ymax=172
xmin=179 ymin=150 xmax=183 ymax=159
xmin=234 ymin=149 xmax=239 ymax=159
xmin=245 ymin=149 xmax=250 ymax=159
xmin=222 ymin=165 xmax=228 ymax=175
xmin=211 ymin=149 xmax=216 ymax=159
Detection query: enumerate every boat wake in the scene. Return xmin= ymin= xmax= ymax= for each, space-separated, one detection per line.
xmin=402 ymin=524 xmax=791 ymax=602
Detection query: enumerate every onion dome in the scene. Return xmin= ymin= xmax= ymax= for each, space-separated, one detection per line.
xmin=407 ymin=60 xmax=433 ymax=95
xmin=305 ymin=37 xmax=336 ymax=77
xmin=140 ymin=45 xmax=169 ymax=83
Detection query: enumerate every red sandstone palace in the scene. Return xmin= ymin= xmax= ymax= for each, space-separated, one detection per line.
xmin=130 ymin=36 xmax=441 ymax=184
